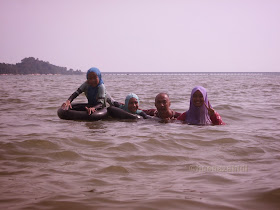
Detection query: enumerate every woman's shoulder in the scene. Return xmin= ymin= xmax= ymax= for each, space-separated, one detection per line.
xmin=177 ymin=112 xmax=187 ymax=121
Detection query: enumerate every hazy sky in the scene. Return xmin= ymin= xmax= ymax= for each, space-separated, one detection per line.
xmin=0 ymin=0 xmax=279 ymax=72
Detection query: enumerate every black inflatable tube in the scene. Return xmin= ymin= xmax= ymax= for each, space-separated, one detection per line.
xmin=107 ymin=106 xmax=140 ymax=119
xmin=57 ymin=103 xmax=108 ymax=121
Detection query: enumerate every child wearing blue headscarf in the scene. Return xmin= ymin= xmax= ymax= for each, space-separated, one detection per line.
xmin=62 ymin=67 xmax=107 ymax=115
xmin=113 ymin=93 xmax=150 ymax=119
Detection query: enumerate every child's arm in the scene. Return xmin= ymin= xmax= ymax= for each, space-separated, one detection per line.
xmin=62 ymin=84 xmax=86 ymax=110
xmin=68 ymin=88 xmax=83 ymax=102
xmin=68 ymin=82 xmax=87 ymax=103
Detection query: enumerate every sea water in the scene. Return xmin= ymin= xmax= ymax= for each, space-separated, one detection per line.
xmin=0 ymin=72 xmax=280 ymax=210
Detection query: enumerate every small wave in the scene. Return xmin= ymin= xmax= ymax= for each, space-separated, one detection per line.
xmin=215 ymin=104 xmax=244 ymax=111
xmin=130 ymin=161 xmax=174 ymax=173
xmin=191 ymin=174 xmax=237 ymax=184
xmin=18 ymin=139 xmax=59 ymax=150
xmin=115 ymin=154 xmax=188 ymax=163
xmin=146 ymin=154 xmax=188 ymax=162
xmin=236 ymin=188 xmax=280 ymax=210
xmin=70 ymin=138 xmax=111 ymax=148
xmin=46 ymin=150 xmax=82 ymax=161
xmin=4 ymin=98 xmax=25 ymax=104
xmin=140 ymin=138 xmax=170 ymax=150
xmin=24 ymin=198 xmax=94 ymax=210
xmin=133 ymin=198 xmax=238 ymax=210
xmin=188 ymin=137 xmax=239 ymax=147
xmin=14 ymin=156 xmax=50 ymax=163
xmin=87 ymin=178 xmax=110 ymax=186
xmin=211 ymin=137 xmax=239 ymax=144
xmin=0 ymin=169 xmax=31 ymax=176
xmin=0 ymin=198 xmax=27 ymax=210
xmin=225 ymin=146 xmax=265 ymax=157
xmin=107 ymin=142 xmax=140 ymax=152
xmin=254 ymin=188 xmax=280 ymax=204
xmin=97 ymin=165 xmax=130 ymax=174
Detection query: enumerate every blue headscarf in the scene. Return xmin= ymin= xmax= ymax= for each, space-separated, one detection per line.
xmin=120 ymin=93 xmax=142 ymax=114
xmin=86 ymin=67 xmax=104 ymax=106
xmin=186 ymin=86 xmax=212 ymax=125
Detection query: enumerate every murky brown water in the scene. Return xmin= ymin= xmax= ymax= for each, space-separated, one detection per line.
xmin=0 ymin=73 xmax=280 ymax=210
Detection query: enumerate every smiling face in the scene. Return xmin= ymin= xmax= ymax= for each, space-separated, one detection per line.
xmin=192 ymin=90 xmax=204 ymax=107
xmin=155 ymin=93 xmax=171 ymax=112
xmin=128 ymin=97 xmax=139 ymax=113
xmin=87 ymin=72 xmax=99 ymax=87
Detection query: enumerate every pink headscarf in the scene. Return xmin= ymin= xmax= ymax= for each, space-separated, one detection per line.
xmin=186 ymin=86 xmax=212 ymax=125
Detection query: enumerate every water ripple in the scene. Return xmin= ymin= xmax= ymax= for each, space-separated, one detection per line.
xmin=1 ymin=74 xmax=280 ymax=210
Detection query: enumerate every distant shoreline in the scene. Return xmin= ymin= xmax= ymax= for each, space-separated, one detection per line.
xmin=1 ymin=72 xmax=279 ymax=76
xmin=0 ymin=57 xmax=83 ymax=75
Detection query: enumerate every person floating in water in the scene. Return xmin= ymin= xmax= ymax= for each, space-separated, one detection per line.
xmin=61 ymin=67 xmax=107 ymax=115
xmin=177 ymin=86 xmax=225 ymax=125
xmin=143 ymin=93 xmax=181 ymax=122
xmin=113 ymin=93 xmax=150 ymax=119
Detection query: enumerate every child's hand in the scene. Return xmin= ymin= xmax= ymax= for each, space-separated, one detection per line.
xmin=204 ymin=101 xmax=215 ymax=116
xmin=62 ymin=100 xmax=72 ymax=110
xmin=85 ymin=107 xmax=96 ymax=115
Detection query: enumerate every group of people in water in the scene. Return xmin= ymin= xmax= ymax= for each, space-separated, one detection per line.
xmin=61 ymin=67 xmax=225 ymax=125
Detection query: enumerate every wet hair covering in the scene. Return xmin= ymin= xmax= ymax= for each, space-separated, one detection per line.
xmin=120 ymin=93 xmax=142 ymax=114
xmin=186 ymin=86 xmax=212 ymax=125
xmin=87 ymin=67 xmax=104 ymax=106
xmin=86 ymin=67 xmax=104 ymax=84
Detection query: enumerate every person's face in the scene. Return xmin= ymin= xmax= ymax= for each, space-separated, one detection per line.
xmin=155 ymin=94 xmax=170 ymax=112
xmin=87 ymin=72 xmax=99 ymax=87
xmin=128 ymin=97 xmax=138 ymax=113
xmin=192 ymin=90 xmax=204 ymax=107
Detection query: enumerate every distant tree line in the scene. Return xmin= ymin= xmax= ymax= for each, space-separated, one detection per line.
xmin=0 ymin=57 xmax=83 ymax=75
